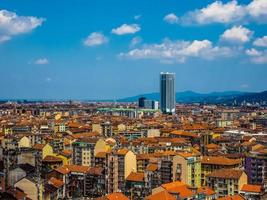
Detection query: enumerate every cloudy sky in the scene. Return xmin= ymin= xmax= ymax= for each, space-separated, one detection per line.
xmin=0 ymin=0 xmax=267 ymax=100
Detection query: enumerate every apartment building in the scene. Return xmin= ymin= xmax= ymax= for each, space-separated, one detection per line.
xmin=72 ymin=138 xmax=98 ymax=166
xmin=245 ymin=149 xmax=267 ymax=186
xmin=116 ymin=148 xmax=137 ymax=193
xmin=173 ymin=152 xmax=201 ymax=188
xmin=125 ymin=172 xmax=146 ymax=200
xmin=201 ymin=156 xmax=242 ymax=186
xmin=206 ymin=169 xmax=247 ymax=198
xmin=240 ymin=184 xmax=265 ymax=200
xmin=145 ymin=163 xmax=160 ymax=191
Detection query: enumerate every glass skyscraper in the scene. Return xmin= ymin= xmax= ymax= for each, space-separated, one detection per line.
xmin=160 ymin=72 xmax=175 ymax=114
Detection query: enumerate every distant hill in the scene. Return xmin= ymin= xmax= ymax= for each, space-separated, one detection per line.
xmin=118 ymin=90 xmax=267 ymax=104
xmin=228 ymin=91 xmax=267 ymax=104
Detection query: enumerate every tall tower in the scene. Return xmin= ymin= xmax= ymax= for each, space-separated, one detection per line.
xmin=160 ymin=72 xmax=176 ymax=114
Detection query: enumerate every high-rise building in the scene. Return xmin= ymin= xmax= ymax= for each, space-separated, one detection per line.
xmin=138 ymin=97 xmax=159 ymax=110
xmin=160 ymin=72 xmax=176 ymax=114
xmin=138 ymin=97 xmax=146 ymax=108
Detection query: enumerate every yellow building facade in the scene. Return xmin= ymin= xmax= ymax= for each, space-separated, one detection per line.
xmin=173 ymin=152 xmax=201 ymax=188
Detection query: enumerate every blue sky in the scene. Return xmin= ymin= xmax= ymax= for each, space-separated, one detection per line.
xmin=0 ymin=0 xmax=267 ymax=100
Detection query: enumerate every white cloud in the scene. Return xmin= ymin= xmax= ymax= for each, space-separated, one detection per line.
xmin=220 ymin=26 xmax=253 ymax=43
xmin=120 ymin=39 xmax=234 ymax=63
xmin=247 ymin=0 xmax=267 ymax=22
xmin=0 ymin=9 xmax=44 ymax=42
xmin=250 ymin=53 xmax=267 ymax=64
xmin=246 ymin=48 xmax=267 ymax=64
xmin=34 ymin=58 xmax=49 ymax=65
xmin=134 ymin=15 xmax=141 ymax=20
xmin=175 ymin=0 xmax=267 ymax=25
xmin=130 ymin=36 xmax=142 ymax=48
xmin=111 ymin=24 xmax=140 ymax=35
xmin=253 ymin=36 xmax=267 ymax=47
xmin=164 ymin=13 xmax=179 ymax=24
xmin=179 ymin=1 xmax=246 ymax=25
xmin=83 ymin=32 xmax=108 ymax=47
xmin=0 ymin=35 xmax=11 ymax=43
xmin=246 ymin=48 xmax=262 ymax=57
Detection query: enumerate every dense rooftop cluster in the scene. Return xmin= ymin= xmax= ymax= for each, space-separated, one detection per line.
xmin=0 ymin=101 xmax=266 ymax=200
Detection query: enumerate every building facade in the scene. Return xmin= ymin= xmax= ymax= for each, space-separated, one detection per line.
xmin=160 ymin=72 xmax=175 ymax=114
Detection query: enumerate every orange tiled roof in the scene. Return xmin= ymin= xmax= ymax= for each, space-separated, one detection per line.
xmin=48 ymin=177 xmax=64 ymax=188
xmin=241 ymin=141 xmax=256 ymax=147
xmin=153 ymin=151 xmax=177 ymax=158
xmin=95 ymin=152 xmax=107 ymax=158
xmin=206 ymin=169 xmax=244 ymax=180
xmin=61 ymin=149 xmax=72 ymax=157
xmin=206 ymin=143 xmax=220 ymax=149
xmin=126 ymin=172 xmax=144 ymax=182
xmin=67 ymin=122 xmax=81 ymax=128
xmin=177 ymin=152 xmax=197 ymax=158
xmin=161 ymin=181 xmax=186 ymax=190
xmin=72 ymin=132 xmax=99 ymax=139
xmin=55 ymin=165 xmax=90 ymax=174
xmin=33 ymin=143 xmax=46 ymax=150
xmin=161 ymin=181 xmax=193 ymax=199
xmin=88 ymin=167 xmax=104 ymax=176
xmin=146 ymin=164 xmax=158 ymax=171
xmin=183 ymin=123 xmax=208 ymax=131
xmin=55 ymin=166 xmax=69 ymax=174
xmin=145 ymin=190 xmax=176 ymax=200
xmin=201 ymin=156 xmax=241 ymax=166
xmin=241 ymin=184 xmax=262 ymax=193
xmin=116 ymin=148 xmax=129 ymax=155
xmin=197 ymin=186 xmax=215 ymax=196
xmin=106 ymin=192 xmax=129 ymax=200
xmin=137 ymin=153 xmax=154 ymax=160
xmin=169 ymin=185 xmax=194 ymax=198
xmin=43 ymin=155 xmax=63 ymax=162
xmin=170 ymin=130 xmax=199 ymax=138
xmin=192 ymin=147 xmax=201 ymax=156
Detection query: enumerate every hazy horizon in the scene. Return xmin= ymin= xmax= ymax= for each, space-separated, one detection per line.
xmin=0 ymin=89 xmax=266 ymax=101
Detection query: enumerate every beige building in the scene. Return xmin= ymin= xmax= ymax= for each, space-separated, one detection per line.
xmin=116 ymin=148 xmax=137 ymax=192
xmin=147 ymin=129 xmax=160 ymax=138
xmin=18 ymin=151 xmax=35 ymax=166
xmin=92 ymin=123 xmax=102 ymax=134
xmin=94 ymin=139 xmax=110 ymax=156
xmin=206 ymin=169 xmax=247 ymax=198
xmin=117 ymin=123 xmax=126 ymax=131
xmin=18 ymin=136 xmax=31 ymax=148
xmin=33 ymin=143 xmax=54 ymax=159
xmin=14 ymin=177 xmax=43 ymax=200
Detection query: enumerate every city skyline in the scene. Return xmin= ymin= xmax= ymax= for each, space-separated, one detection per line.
xmin=0 ymin=0 xmax=267 ymax=99
xmin=0 ymin=1 xmax=267 ymax=200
